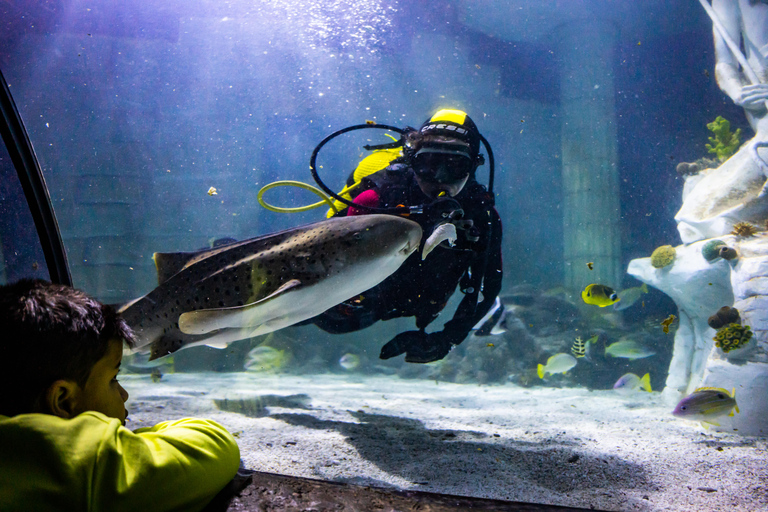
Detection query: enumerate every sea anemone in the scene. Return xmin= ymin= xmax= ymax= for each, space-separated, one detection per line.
xmin=701 ymin=239 xmax=727 ymax=262
xmin=650 ymin=245 xmax=676 ymax=268
xmin=714 ymin=323 xmax=753 ymax=353
xmin=731 ymin=221 xmax=758 ymax=237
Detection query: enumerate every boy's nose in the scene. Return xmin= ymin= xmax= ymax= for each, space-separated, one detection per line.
xmin=119 ymin=383 xmax=130 ymax=402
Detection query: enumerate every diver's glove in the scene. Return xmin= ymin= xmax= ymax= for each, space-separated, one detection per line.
xmin=379 ymin=329 xmax=456 ymax=363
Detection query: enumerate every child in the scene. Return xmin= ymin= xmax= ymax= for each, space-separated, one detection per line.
xmin=0 ymin=279 xmax=241 ymax=512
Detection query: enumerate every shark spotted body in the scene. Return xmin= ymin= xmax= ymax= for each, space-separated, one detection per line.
xmin=119 ymin=214 xmax=422 ymax=359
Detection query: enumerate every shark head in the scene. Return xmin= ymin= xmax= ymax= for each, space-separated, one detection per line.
xmin=120 ymin=214 xmax=422 ymax=358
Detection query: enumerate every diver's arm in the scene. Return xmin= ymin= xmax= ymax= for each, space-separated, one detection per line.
xmin=441 ymin=207 xmax=503 ymax=341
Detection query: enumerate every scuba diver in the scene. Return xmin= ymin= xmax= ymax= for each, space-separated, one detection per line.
xmin=309 ymin=108 xmax=503 ymax=363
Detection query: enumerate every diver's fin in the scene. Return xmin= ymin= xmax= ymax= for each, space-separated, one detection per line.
xmin=178 ymin=279 xmax=303 ymax=334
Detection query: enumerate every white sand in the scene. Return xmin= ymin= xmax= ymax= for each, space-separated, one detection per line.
xmin=124 ymin=372 xmax=768 ymax=512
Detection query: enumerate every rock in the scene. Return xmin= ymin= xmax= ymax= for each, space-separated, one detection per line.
xmin=628 ymin=234 xmax=768 ymax=435
xmin=675 ymin=138 xmax=768 ymax=243
xmin=628 ymin=238 xmax=733 ymax=401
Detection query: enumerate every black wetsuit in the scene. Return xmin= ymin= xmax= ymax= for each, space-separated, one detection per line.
xmin=312 ymin=163 xmax=503 ymax=362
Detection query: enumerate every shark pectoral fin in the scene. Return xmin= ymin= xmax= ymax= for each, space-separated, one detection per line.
xmin=178 ymin=279 xmax=303 ymax=335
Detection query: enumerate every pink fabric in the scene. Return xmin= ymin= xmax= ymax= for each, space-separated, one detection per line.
xmin=348 ymin=189 xmax=380 ymax=216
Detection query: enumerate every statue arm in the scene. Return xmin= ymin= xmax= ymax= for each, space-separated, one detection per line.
xmin=712 ymin=0 xmax=768 ymax=110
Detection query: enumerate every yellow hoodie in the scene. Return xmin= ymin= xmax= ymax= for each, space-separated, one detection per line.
xmin=0 ymin=411 xmax=240 ymax=512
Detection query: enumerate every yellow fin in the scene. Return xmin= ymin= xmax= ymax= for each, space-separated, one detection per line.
xmin=693 ymin=387 xmax=734 ymax=397
xmin=537 ymin=363 xmax=545 ymax=379
xmin=640 ymin=373 xmax=652 ymax=392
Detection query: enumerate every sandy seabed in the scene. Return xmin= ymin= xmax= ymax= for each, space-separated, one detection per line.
xmin=123 ymin=372 xmax=768 ymax=512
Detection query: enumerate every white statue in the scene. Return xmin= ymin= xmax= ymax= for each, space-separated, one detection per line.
xmin=712 ymin=0 xmax=768 ymax=134
xmin=675 ymin=0 xmax=768 ymax=243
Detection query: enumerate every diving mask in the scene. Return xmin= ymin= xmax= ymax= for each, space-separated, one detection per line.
xmin=412 ymin=146 xmax=474 ymax=184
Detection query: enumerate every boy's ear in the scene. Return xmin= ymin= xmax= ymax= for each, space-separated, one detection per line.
xmin=44 ymin=380 xmax=81 ymax=419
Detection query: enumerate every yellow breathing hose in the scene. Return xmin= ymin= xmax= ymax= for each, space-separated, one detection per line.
xmin=257 ymin=180 xmax=360 ymax=214
xmin=257 ymin=133 xmax=401 ymax=216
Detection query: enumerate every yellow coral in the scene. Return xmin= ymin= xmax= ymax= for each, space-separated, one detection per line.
xmin=714 ymin=323 xmax=753 ymax=353
xmin=650 ymin=245 xmax=676 ymax=268
xmin=731 ymin=222 xmax=758 ymax=237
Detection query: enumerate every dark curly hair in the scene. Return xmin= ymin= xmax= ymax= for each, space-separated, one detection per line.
xmin=0 ymin=279 xmax=136 ymax=416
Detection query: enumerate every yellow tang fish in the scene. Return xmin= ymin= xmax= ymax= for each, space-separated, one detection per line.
xmin=581 ymin=284 xmax=619 ymax=307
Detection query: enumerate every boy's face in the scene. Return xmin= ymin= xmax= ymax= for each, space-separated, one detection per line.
xmin=73 ymin=338 xmax=130 ymax=425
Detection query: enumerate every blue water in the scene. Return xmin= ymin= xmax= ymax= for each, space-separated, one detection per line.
xmin=1 ymin=2 xmax=763 ymax=507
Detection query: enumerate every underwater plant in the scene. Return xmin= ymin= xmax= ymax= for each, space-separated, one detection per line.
xmin=650 ymin=245 xmax=676 ymax=268
xmin=714 ymin=323 xmax=753 ymax=353
xmin=706 ymin=116 xmax=741 ymax=162
xmin=731 ymin=221 xmax=758 ymax=237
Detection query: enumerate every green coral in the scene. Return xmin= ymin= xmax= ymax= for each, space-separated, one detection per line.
xmin=714 ymin=323 xmax=753 ymax=353
xmin=702 ymin=239 xmax=727 ymax=262
xmin=706 ymin=116 xmax=741 ymax=162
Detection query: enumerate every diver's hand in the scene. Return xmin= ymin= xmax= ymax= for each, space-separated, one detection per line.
xmin=379 ymin=330 xmax=453 ymax=363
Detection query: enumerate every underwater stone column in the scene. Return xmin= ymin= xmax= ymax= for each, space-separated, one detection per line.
xmin=559 ymin=21 xmax=622 ymax=292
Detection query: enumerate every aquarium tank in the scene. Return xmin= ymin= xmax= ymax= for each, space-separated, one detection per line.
xmin=2 ymin=1 xmax=767 ymax=510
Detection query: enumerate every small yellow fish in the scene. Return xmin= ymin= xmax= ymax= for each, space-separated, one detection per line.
xmin=244 ymin=345 xmax=288 ymax=372
xmin=207 ymin=186 xmax=218 ymax=196
xmin=571 ymin=336 xmax=586 ymax=358
xmin=613 ymin=373 xmax=652 ymax=394
xmin=486 ymin=343 xmax=495 ymax=348
xmin=339 ymin=353 xmax=360 ymax=371
xmin=581 ymin=284 xmax=619 ymax=307
xmin=661 ymin=314 xmax=677 ymax=333
xmin=537 ymin=353 xmax=577 ymax=379
xmin=672 ymin=387 xmax=739 ymax=427
xmin=587 ymin=262 xmax=594 ymax=270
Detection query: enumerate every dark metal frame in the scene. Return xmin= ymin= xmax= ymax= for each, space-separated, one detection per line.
xmin=0 ymin=68 xmax=71 ymax=285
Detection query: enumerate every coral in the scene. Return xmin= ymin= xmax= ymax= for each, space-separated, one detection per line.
xmin=702 ymin=239 xmax=727 ymax=262
xmin=676 ymin=162 xmax=700 ymax=176
xmin=731 ymin=221 xmax=758 ymax=237
xmin=706 ymin=116 xmax=742 ymax=162
xmin=714 ymin=323 xmax=753 ymax=353
xmin=708 ymin=306 xmax=741 ymax=329
xmin=650 ymin=245 xmax=676 ymax=268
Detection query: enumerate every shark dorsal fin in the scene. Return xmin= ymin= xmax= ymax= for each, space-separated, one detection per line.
xmin=177 ymin=279 xmax=303 ymax=335
xmin=153 ymin=252 xmax=198 ymax=285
